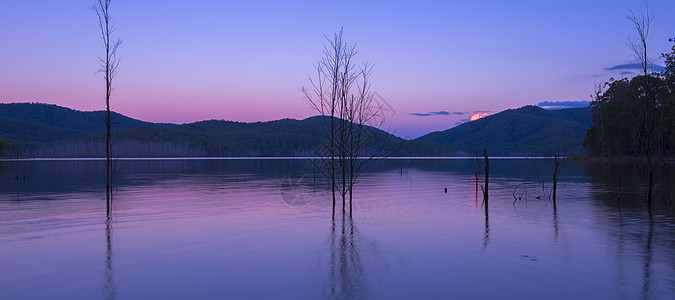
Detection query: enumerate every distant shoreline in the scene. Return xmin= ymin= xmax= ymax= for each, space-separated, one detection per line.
xmin=567 ymin=155 xmax=675 ymax=162
xmin=2 ymin=156 xmax=562 ymax=162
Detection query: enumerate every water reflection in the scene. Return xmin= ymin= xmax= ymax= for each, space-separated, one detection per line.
xmin=482 ymin=207 xmax=490 ymax=252
xmin=552 ymin=206 xmax=559 ymax=244
xmin=326 ymin=212 xmax=366 ymax=299
xmin=104 ymin=214 xmax=115 ymax=300
xmin=2 ymin=159 xmax=675 ymax=299
xmin=586 ymin=160 xmax=674 ymax=210
xmin=104 ymin=200 xmax=116 ymax=300
xmin=642 ymin=215 xmax=654 ymax=300
xmin=586 ymin=164 xmax=675 ymax=298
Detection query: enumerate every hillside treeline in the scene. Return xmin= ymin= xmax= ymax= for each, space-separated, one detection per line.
xmin=584 ymin=38 xmax=675 ymax=157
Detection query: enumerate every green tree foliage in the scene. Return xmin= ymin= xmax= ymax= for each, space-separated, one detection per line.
xmin=584 ymin=38 xmax=675 ymax=157
xmin=0 ymin=139 xmax=14 ymax=158
xmin=664 ymin=38 xmax=675 ymax=149
xmin=663 ymin=37 xmax=675 ymax=86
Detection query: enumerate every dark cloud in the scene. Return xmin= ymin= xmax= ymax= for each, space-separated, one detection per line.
xmin=454 ymin=119 xmax=470 ymax=126
xmin=472 ymin=110 xmax=491 ymax=114
xmin=452 ymin=112 xmax=465 ymax=115
xmin=604 ymin=63 xmax=665 ymax=72
xmin=410 ymin=111 xmax=451 ymax=117
xmin=538 ymin=101 xmax=590 ymax=109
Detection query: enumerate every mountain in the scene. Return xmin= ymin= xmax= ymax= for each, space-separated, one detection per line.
xmin=414 ymin=105 xmax=592 ymax=155
xmin=0 ymin=103 xmax=163 ymax=144
xmin=0 ymin=102 xmax=456 ymax=157
xmin=1 ymin=103 xmax=591 ymax=157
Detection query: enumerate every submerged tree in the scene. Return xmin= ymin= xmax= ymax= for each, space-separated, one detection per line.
xmin=628 ymin=1 xmax=657 ymax=206
xmin=585 ymin=74 xmax=671 ymax=205
xmin=92 ymin=0 xmax=121 ymax=207
xmin=0 ymin=139 xmax=14 ymax=159
xmin=302 ymin=29 xmax=390 ymax=213
xmin=551 ymin=154 xmax=564 ymax=208
xmin=584 ymin=2 xmax=674 ymax=207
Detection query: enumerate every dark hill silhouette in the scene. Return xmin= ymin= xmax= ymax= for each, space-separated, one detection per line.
xmin=0 ymin=103 xmax=164 ymax=143
xmin=415 ymin=105 xmax=592 ymax=155
xmin=0 ymin=103 xmax=590 ymax=157
xmin=0 ymin=103 xmax=457 ymax=157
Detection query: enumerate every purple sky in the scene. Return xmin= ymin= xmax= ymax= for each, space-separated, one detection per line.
xmin=1 ymin=0 xmax=674 ymax=138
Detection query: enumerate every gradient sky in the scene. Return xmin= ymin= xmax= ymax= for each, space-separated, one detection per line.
xmin=1 ymin=0 xmax=674 ymax=138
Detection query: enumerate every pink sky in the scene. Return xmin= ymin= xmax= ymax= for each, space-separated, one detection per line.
xmin=2 ymin=1 xmax=675 ymax=138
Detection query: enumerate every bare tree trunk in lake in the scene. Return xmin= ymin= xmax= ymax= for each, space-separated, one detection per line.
xmin=303 ymin=29 xmax=391 ymax=216
xmin=482 ymin=149 xmax=490 ymax=251
xmin=93 ymin=0 xmax=121 ymax=208
xmin=483 ymin=149 xmax=489 ymax=204
xmin=552 ymin=154 xmax=560 ymax=209
xmin=628 ymin=1 xmax=656 ymax=208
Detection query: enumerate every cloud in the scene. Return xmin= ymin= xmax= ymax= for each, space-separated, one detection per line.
xmin=604 ymin=63 xmax=665 ymax=72
xmin=409 ymin=111 xmax=451 ymax=117
xmin=454 ymin=119 xmax=470 ymax=126
xmin=538 ymin=101 xmax=590 ymax=109
xmin=430 ymin=111 xmax=449 ymax=115
xmin=452 ymin=112 xmax=465 ymax=115
xmin=472 ymin=110 xmax=490 ymax=114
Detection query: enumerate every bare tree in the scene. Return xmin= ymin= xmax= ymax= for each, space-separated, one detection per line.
xmin=482 ymin=149 xmax=489 ymax=203
xmin=551 ymin=154 xmax=564 ymax=209
xmin=303 ymin=29 xmax=390 ymax=214
xmin=92 ymin=0 xmax=121 ymax=210
xmin=627 ymin=1 xmax=652 ymax=77
xmin=627 ymin=0 xmax=658 ymax=207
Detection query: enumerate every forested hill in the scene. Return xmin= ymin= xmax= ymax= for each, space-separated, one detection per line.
xmin=415 ymin=105 xmax=592 ymax=156
xmin=0 ymin=103 xmax=163 ymax=143
xmin=1 ymin=103 xmax=591 ymax=157
xmin=0 ymin=103 xmax=455 ymax=157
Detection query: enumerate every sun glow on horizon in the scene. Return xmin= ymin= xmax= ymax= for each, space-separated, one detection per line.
xmin=470 ymin=112 xmax=489 ymax=121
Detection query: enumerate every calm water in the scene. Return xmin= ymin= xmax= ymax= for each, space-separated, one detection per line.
xmin=1 ymin=158 xmax=674 ymax=299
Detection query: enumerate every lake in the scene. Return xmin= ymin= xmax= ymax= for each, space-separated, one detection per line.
xmin=1 ymin=158 xmax=674 ymax=299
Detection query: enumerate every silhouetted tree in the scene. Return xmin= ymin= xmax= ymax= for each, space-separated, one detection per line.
xmin=303 ymin=29 xmax=390 ymax=213
xmin=628 ymin=1 xmax=657 ymax=206
xmin=482 ymin=148 xmax=489 ymax=203
xmin=584 ymin=2 xmax=673 ymax=208
xmin=92 ymin=0 xmax=121 ymax=206
xmin=552 ymin=154 xmax=564 ymax=208
xmin=0 ymin=139 xmax=13 ymax=158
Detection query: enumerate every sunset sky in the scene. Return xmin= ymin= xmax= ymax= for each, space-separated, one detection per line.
xmin=1 ymin=0 xmax=674 ymax=138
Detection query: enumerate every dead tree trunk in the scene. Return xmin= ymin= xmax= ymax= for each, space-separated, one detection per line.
xmin=303 ymin=29 xmax=389 ymax=216
xmin=552 ymin=154 xmax=559 ymax=209
xmin=93 ymin=0 xmax=121 ymax=210
xmin=628 ymin=2 xmax=656 ymax=208
xmin=483 ymin=149 xmax=489 ymax=203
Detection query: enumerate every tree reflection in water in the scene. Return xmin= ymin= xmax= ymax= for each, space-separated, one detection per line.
xmin=325 ymin=212 xmax=366 ymax=299
xmin=103 ymin=202 xmax=115 ymax=300
xmin=642 ymin=214 xmax=654 ymax=299
xmin=483 ymin=204 xmax=490 ymax=252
